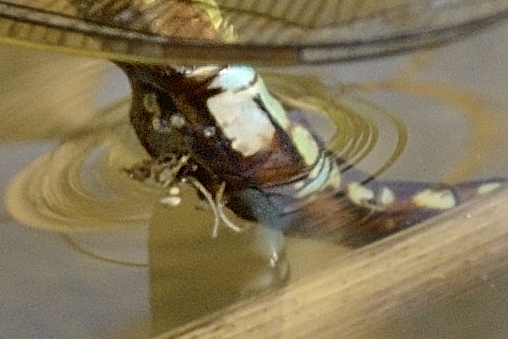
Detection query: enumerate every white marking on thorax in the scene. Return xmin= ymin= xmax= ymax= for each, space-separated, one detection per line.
xmin=206 ymin=65 xmax=318 ymax=163
xmin=254 ymin=76 xmax=290 ymax=130
xmin=207 ymin=66 xmax=281 ymax=157
xmin=206 ymin=86 xmax=276 ymax=157
xmin=290 ymin=125 xmax=319 ymax=166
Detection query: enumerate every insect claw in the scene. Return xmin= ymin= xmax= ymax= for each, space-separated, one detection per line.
xmin=188 ymin=177 xmax=221 ymax=238
xmin=188 ymin=179 xmax=243 ymax=237
xmin=216 ymin=182 xmax=243 ymax=233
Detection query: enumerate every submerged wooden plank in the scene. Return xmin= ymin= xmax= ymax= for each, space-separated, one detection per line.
xmin=156 ymin=186 xmax=508 ymax=339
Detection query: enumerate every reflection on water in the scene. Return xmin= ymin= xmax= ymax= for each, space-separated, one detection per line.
xmin=148 ymin=195 xmax=288 ymax=331
xmin=2 ymin=23 xmax=508 ymax=338
xmin=2 ymin=63 xmax=405 ymax=334
xmin=0 ymin=219 xmax=151 ymax=338
xmin=6 ymin=101 xmax=159 ymax=232
xmin=4 ymin=73 xmax=406 ymax=233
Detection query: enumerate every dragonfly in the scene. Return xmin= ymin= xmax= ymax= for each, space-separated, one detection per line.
xmin=1 ymin=0 xmax=507 ymax=245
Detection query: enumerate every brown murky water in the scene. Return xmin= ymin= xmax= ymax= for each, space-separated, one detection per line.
xmin=2 ymin=22 xmax=508 ymax=338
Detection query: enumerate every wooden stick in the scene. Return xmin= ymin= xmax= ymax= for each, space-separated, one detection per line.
xmin=156 ymin=187 xmax=508 ymax=339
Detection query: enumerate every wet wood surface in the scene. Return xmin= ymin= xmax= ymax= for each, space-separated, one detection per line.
xmin=157 ymin=186 xmax=508 ymax=339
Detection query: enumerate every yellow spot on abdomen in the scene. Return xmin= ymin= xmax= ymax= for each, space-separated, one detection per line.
xmin=379 ymin=187 xmax=395 ymax=205
xmin=347 ymin=182 xmax=374 ymax=206
xmin=477 ymin=182 xmax=501 ymax=195
xmin=413 ymin=189 xmax=456 ymax=210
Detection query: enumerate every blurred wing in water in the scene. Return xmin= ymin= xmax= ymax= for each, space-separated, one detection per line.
xmin=0 ymin=0 xmax=235 ymax=64
xmin=0 ymin=0 xmax=507 ymax=64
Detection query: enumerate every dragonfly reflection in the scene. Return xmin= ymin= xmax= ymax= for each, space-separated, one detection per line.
xmin=0 ymin=0 xmax=505 ymax=246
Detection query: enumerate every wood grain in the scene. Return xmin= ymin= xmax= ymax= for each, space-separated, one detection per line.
xmin=155 ymin=186 xmax=508 ymax=339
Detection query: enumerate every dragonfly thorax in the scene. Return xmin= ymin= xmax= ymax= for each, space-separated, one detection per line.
xmin=122 ymin=63 xmax=324 ymax=189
